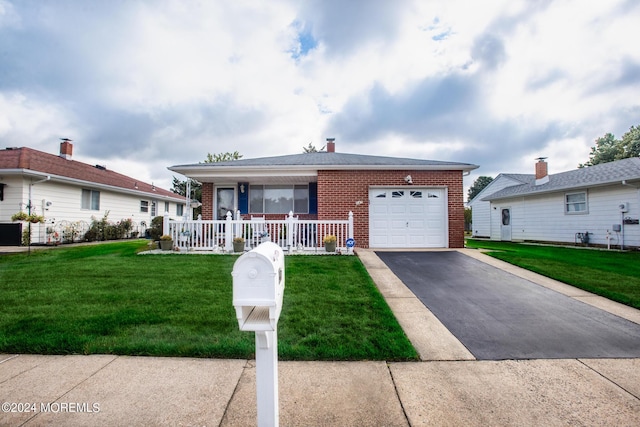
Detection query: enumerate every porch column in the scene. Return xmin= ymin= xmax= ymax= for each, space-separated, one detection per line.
xmin=225 ymin=211 xmax=233 ymax=252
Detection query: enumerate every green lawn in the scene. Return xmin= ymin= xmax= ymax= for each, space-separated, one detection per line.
xmin=0 ymin=241 xmax=417 ymax=361
xmin=466 ymin=239 xmax=640 ymax=309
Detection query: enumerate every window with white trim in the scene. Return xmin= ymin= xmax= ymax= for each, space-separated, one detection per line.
xmin=140 ymin=200 xmax=149 ymax=213
xmin=81 ymin=189 xmax=100 ymax=210
xmin=176 ymin=204 xmax=184 ymax=216
xmin=565 ymin=191 xmax=587 ymax=214
xmin=249 ymin=185 xmax=309 ymax=214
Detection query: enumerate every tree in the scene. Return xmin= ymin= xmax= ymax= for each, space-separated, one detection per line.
xmin=303 ymin=142 xmax=325 ymax=153
xmin=578 ymin=133 xmax=621 ymax=167
xmin=467 ymin=176 xmax=494 ymax=202
xmin=579 ymin=125 xmax=640 ymax=167
xmin=620 ymin=125 xmax=640 ymax=159
xmin=204 ymin=151 xmax=243 ymax=163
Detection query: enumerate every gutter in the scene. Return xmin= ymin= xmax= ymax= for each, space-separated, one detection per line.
xmin=3 ymin=169 xmax=184 ymax=203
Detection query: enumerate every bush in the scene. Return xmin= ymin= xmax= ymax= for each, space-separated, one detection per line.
xmin=84 ymin=212 xmax=136 ymax=242
xmin=149 ymin=216 xmax=163 ymax=241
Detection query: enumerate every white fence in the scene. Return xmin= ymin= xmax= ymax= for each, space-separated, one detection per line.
xmin=163 ymin=211 xmax=354 ymax=253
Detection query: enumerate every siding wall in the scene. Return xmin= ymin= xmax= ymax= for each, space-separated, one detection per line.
xmin=489 ymin=185 xmax=640 ymax=248
xmin=0 ymin=178 xmax=183 ymax=235
xmin=469 ymin=175 xmax=523 ymax=238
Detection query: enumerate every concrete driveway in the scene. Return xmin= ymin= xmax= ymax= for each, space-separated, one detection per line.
xmin=376 ymin=250 xmax=640 ymax=360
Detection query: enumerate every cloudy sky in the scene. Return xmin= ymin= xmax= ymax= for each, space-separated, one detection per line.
xmin=1 ymin=0 xmax=639 ymax=197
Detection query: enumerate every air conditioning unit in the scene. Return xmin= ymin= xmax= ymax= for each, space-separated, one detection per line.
xmin=618 ymin=202 xmax=629 ymax=213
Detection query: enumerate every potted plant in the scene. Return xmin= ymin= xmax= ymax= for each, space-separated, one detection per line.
xmin=323 ymin=234 xmax=337 ymax=253
xmin=159 ymin=234 xmax=174 ymax=251
xmin=11 ymin=211 xmax=29 ymax=222
xmin=233 ymin=236 xmax=245 ymax=253
xmin=28 ymin=214 xmax=45 ymax=223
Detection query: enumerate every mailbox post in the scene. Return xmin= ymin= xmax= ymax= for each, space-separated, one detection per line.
xmin=232 ymin=242 xmax=285 ymax=427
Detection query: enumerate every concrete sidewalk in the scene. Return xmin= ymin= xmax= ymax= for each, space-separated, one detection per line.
xmin=1 ymin=249 xmax=640 ymax=426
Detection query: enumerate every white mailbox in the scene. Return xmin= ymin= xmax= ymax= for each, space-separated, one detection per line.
xmin=232 ymin=241 xmax=285 ymax=332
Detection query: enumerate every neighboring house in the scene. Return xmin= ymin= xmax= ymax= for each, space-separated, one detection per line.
xmin=472 ymin=158 xmax=640 ymax=249
xmin=169 ymin=139 xmax=478 ymax=249
xmin=468 ymin=174 xmax=534 ymax=238
xmin=0 ymin=141 xmax=185 ymax=245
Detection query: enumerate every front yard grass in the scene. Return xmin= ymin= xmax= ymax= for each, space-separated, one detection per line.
xmin=0 ymin=241 xmax=417 ymax=361
xmin=466 ymin=239 xmax=640 ymax=310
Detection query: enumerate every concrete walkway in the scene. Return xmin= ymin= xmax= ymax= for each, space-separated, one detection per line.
xmin=1 ymin=248 xmax=640 ymax=426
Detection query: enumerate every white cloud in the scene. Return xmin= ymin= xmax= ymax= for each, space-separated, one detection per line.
xmin=0 ymin=0 xmax=639 ymax=194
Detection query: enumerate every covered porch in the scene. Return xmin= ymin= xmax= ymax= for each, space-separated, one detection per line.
xmin=163 ymin=211 xmax=354 ymax=254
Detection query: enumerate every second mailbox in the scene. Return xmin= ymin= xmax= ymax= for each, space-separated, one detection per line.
xmin=232 ymin=241 xmax=285 ymax=331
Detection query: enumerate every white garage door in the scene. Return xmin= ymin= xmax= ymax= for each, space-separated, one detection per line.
xmin=369 ymin=188 xmax=447 ymax=248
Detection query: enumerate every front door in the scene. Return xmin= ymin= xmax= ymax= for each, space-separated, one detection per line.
xmin=216 ymin=188 xmax=235 ymax=220
xmin=500 ymin=207 xmax=512 ymax=241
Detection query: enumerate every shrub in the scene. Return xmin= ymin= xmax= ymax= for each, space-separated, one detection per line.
xmin=149 ymin=216 xmax=164 ymax=241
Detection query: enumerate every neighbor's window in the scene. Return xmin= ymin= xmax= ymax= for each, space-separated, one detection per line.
xmin=151 ymin=201 xmax=157 ymax=217
xmin=140 ymin=200 xmax=149 ymax=213
xmin=164 ymin=202 xmax=169 ymax=213
xmin=81 ymin=189 xmax=100 ymax=210
xmin=176 ymin=204 xmax=184 ymax=216
xmin=249 ymin=185 xmax=309 ymax=214
xmin=565 ymin=192 xmax=587 ymax=214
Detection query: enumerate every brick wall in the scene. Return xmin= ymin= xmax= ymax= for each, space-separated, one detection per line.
xmin=317 ymin=169 xmax=465 ymax=248
xmin=201 ymin=183 xmax=214 ymax=220
xmin=200 ymin=170 xmax=466 ymax=248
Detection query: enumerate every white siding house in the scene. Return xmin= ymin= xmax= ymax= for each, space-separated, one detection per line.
xmin=0 ymin=142 xmax=185 ymax=245
xmin=468 ymin=174 xmax=533 ymax=238
xmin=479 ymin=158 xmax=640 ymax=249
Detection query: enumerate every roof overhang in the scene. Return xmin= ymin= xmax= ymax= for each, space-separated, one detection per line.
xmin=2 ymin=169 xmax=185 ymax=203
xmin=483 ymin=178 xmax=640 ymax=202
xmin=169 ymin=163 xmax=478 ymax=184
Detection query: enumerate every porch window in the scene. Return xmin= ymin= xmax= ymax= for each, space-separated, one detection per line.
xmin=81 ymin=189 xmax=100 ymax=210
xmin=249 ymin=185 xmax=309 ymax=214
xmin=565 ymin=192 xmax=587 ymax=214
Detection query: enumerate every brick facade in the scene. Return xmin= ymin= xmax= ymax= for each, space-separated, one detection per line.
xmin=201 ymin=169 xmax=465 ymax=248
xmin=317 ymin=169 xmax=465 ymax=248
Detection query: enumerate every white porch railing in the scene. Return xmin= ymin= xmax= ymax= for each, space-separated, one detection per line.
xmin=163 ymin=211 xmax=354 ymax=253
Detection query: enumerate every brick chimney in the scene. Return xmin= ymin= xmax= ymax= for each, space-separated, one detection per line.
xmin=326 ymin=138 xmax=335 ymax=153
xmin=59 ymin=139 xmax=73 ymax=160
xmin=535 ymin=157 xmax=549 ymax=185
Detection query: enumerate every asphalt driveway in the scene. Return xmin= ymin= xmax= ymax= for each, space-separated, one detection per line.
xmin=376 ymin=251 xmax=640 ymax=360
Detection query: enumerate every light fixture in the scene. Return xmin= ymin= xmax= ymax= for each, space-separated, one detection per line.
xmin=404 ymin=175 xmax=413 ymax=185
xmin=240 ymin=184 xmax=245 ymax=193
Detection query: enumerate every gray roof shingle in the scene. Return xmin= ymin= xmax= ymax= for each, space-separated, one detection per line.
xmin=483 ymin=158 xmax=640 ymax=201
xmin=171 ymin=151 xmax=478 ymax=170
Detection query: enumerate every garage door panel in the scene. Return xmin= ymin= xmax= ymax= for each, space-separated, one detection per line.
xmin=369 ymin=187 xmax=447 ymax=248
xmin=390 ymin=205 xmax=407 ymax=214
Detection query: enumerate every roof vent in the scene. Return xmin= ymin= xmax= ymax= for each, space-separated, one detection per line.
xmin=95 ymin=164 xmax=107 ymax=170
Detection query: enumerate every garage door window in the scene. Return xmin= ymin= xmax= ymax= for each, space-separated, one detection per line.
xmin=392 ymin=191 xmax=404 ymax=198
xmin=410 ymin=191 xmax=422 ymax=198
